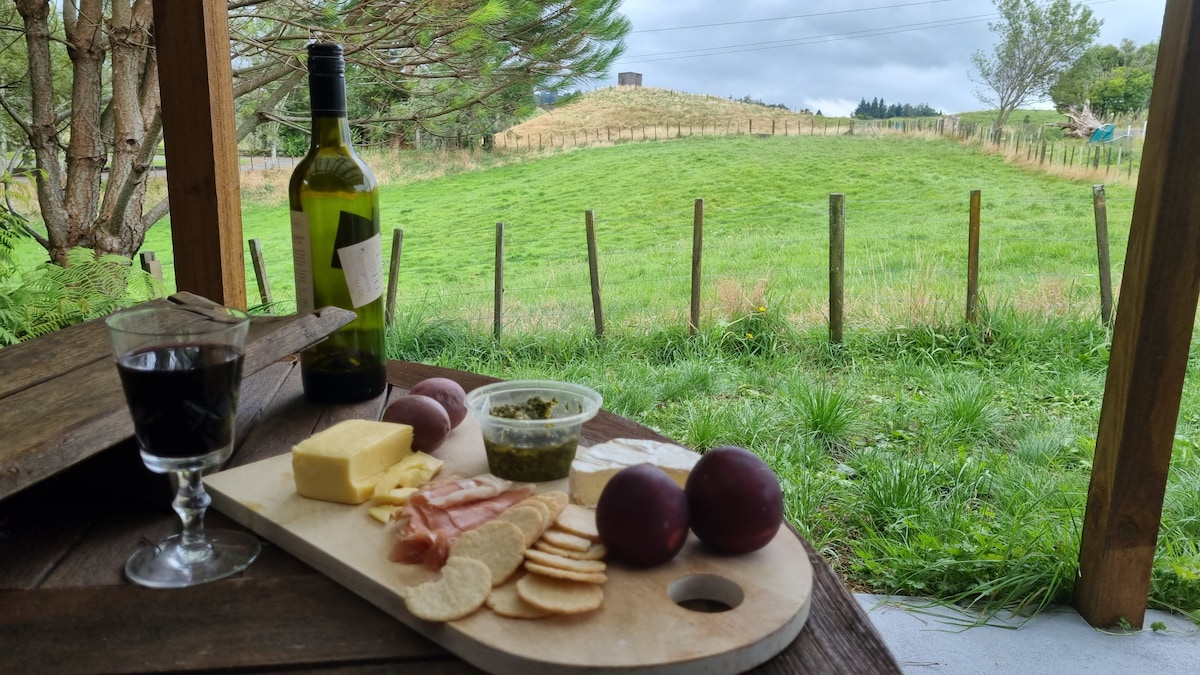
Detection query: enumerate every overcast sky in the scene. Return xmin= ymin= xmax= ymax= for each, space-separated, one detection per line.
xmin=606 ymin=0 xmax=1168 ymax=116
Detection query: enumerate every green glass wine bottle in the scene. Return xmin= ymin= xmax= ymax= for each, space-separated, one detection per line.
xmin=289 ymin=43 xmax=387 ymax=403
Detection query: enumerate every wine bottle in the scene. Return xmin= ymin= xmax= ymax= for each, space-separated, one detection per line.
xmin=289 ymin=43 xmax=387 ymax=403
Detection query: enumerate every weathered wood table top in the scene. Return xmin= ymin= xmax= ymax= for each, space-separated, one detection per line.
xmin=0 ymin=319 xmax=900 ymax=674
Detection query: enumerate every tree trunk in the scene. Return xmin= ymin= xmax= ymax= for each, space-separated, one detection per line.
xmin=15 ymin=0 xmax=162 ymax=262
xmin=94 ymin=0 xmax=158 ymax=257
xmin=1059 ymin=101 xmax=1105 ymax=139
xmin=16 ymin=0 xmax=73 ymax=264
xmin=61 ymin=0 xmax=107 ymax=262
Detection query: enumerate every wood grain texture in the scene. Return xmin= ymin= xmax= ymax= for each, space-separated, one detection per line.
xmin=0 ymin=299 xmax=166 ymax=399
xmin=0 ymin=577 xmax=449 ymax=674
xmin=151 ymin=0 xmax=245 ymax=306
xmin=0 ymin=299 xmax=356 ymax=500
xmin=1074 ymin=0 xmax=1200 ymax=629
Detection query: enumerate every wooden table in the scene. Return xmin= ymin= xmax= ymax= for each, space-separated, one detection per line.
xmin=0 ymin=345 xmax=900 ymax=673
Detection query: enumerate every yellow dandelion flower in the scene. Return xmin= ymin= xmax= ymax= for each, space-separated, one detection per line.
xmin=757 ymin=306 xmax=766 ymax=312
xmin=746 ymin=332 xmax=754 ymax=339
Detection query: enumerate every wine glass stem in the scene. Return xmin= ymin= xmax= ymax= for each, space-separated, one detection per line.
xmin=171 ymin=469 xmax=213 ymax=562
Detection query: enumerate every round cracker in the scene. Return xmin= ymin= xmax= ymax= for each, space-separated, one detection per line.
xmin=524 ymin=561 xmax=608 ymax=584
xmin=554 ymin=503 xmax=599 ymax=541
xmin=534 ymin=491 xmax=569 ymax=519
xmin=534 ymin=540 xmax=608 ymax=561
xmin=405 ymin=557 xmax=492 ymax=622
xmin=515 ymin=497 xmax=552 ymax=530
xmin=486 ymin=576 xmax=553 ymax=619
xmin=517 ymin=573 xmax=604 ymax=615
xmin=449 ymin=520 xmax=527 ymax=587
xmin=540 ymin=528 xmax=592 ymax=552
xmin=496 ymin=505 xmax=546 ymax=546
xmin=524 ymin=548 xmax=607 ymax=574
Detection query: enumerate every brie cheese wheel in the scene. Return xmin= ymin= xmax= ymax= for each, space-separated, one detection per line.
xmin=292 ymin=419 xmax=414 ymax=504
xmin=569 ymin=438 xmax=701 ymax=507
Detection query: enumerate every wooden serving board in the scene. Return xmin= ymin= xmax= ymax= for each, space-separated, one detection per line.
xmin=205 ymin=418 xmax=813 ymax=675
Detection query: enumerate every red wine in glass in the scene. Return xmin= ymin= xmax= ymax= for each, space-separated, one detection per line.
xmin=117 ymin=343 xmax=244 ymax=468
xmin=106 ymin=304 xmax=260 ymax=588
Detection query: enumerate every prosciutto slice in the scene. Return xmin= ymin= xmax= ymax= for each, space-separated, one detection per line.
xmin=389 ymin=474 xmax=533 ymax=569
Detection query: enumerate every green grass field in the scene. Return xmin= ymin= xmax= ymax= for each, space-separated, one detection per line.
xmin=12 ymin=128 xmax=1198 ymax=622
xmin=147 ymin=133 xmax=1136 ymax=333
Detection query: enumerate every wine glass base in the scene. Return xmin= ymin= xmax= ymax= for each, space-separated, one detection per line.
xmin=125 ymin=529 xmax=261 ymax=589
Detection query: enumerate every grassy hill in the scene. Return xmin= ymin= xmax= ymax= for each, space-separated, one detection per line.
xmin=508 ymin=86 xmax=826 ymax=138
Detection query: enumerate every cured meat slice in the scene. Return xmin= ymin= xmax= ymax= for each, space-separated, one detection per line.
xmin=390 ymin=475 xmax=533 ymax=568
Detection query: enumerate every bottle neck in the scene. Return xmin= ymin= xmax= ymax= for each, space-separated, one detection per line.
xmin=309 ymin=68 xmax=352 ymax=150
xmin=311 ymin=115 xmax=354 ymax=150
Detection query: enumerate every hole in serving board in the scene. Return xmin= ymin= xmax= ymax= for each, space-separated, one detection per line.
xmin=667 ymin=574 xmax=744 ymax=613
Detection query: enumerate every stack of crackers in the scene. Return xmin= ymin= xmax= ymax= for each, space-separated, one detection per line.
xmin=402 ymin=491 xmax=609 ymax=622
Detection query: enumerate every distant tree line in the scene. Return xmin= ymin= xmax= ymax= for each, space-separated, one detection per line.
xmin=1050 ymin=39 xmax=1157 ymax=119
xmin=853 ymin=98 xmax=942 ymax=119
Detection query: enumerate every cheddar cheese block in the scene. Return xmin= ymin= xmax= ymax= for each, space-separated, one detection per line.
xmin=568 ymin=438 xmax=701 ymax=507
xmin=292 ymin=420 xmax=414 ymax=504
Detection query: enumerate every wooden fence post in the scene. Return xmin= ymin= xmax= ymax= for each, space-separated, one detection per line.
xmin=247 ymin=238 xmax=273 ymax=312
xmin=829 ymin=193 xmax=845 ymax=344
xmin=138 ymin=250 xmax=164 ymax=283
xmin=966 ymin=189 xmax=982 ymax=324
xmin=1093 ymin=186 xmax=1115 ymax=327
xmin=585 ymin=210 xmax=605 ymax=339
xmin=689 ymin=198 xmax=704 ymax=335
xmin=494 ymin=222 xmax=504 ymax=341
xmin=385 ymin=228 xmax=404 ymax=327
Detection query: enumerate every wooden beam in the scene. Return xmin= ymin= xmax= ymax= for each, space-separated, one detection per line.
xmin=151 ymin=0 xmax=246 ymax=309
xmin=1075 ymin=0 xmax=1200 ymax=628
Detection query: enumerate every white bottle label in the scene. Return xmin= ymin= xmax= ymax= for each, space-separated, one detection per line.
xmin=290 ymin=210 xmax=315 ymax=314
xmin=338 ymin=232 xmax=384 ymax=308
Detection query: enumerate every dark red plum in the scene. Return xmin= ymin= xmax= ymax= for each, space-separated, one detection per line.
xmin=410 ymin=377 xmax=468 ymax=428
xmin=686 ymin=445 xmax=783 ymax=555
xmin=596 ymin=464 xmax=690 ymax=568
xmin=382 ymin=394 xmax=451 ymax=453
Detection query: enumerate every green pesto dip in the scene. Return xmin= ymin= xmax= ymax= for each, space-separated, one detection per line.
xmin=483 ymin=395 xmax=580 ymax=481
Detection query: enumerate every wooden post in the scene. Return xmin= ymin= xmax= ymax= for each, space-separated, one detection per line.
xmin=965 ymin=190 xmax=981 ymax=324
xmin=152 ymin=0 xmax=246 ymax=307
xmin=585 ymin=210 xmax=605 ymax=339
xmin=385 ymin=228 xmax=404 ymax=327
xmin=1075 ymin=0 xmax=1200 ymax=629
xmin=138 ymin=250 xmax=163 ymax=282
xmin=493 ymin=223 xmax=504 ymax=341
xmin=829 ymin=193 xmax=845 ymax=344
xmin=689 ymin=199 xmax=704 ymax=335
xmin=1092 ymin=187 xmax=1114 ymax=327
xmin=247 ymin=238 xmax=273 ymax=312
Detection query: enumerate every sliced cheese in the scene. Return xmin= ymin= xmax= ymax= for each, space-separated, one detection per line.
xmin=292 ymin=419 xmax=414 ymax=504
xmin=569 ymin=438 xmax=701 ymax=508
xmin=368 ymin=505 xmax=403 ymax=525
xmin=371 ymin=451 xmax=443 ymax=504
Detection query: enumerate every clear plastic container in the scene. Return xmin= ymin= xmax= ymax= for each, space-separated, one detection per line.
xmin=464 ymin=380 xmax=602 ymax=482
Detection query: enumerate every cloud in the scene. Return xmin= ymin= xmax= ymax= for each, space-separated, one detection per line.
xmin=609 ymin=0 xmax=1167 ymax=115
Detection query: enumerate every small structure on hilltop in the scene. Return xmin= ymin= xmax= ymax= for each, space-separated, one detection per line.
xmin=617 ymin=72 xmax=642 ymax=87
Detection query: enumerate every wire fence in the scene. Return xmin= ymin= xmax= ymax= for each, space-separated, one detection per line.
xmin=488 ymin=116 xmax=1145 ymax=183
xmin=139 ymin=186 xmax=1135 ymax=340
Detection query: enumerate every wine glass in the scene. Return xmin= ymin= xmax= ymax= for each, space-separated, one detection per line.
xmin=105 ymin=304 xmax=261 ymax=588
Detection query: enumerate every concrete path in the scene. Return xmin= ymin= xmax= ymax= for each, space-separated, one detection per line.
xmin=856 ymin=594 xmax=1200 ymax=674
